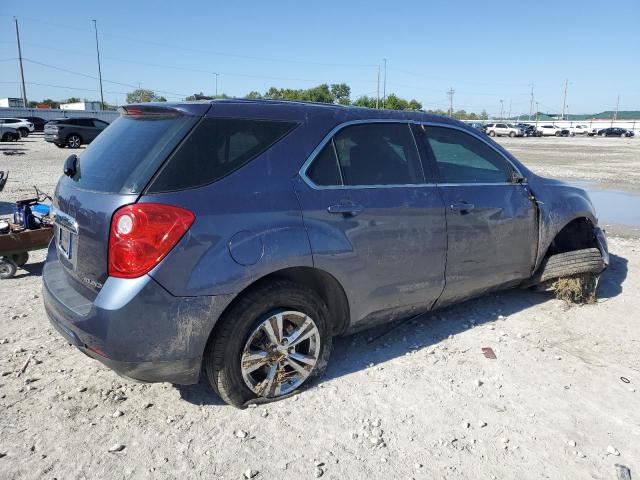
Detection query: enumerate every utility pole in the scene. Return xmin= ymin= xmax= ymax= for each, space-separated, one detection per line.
xmin=14 ymin=17 xmax=27 ymax=108
xmin=382 ymin=58 xmax=387 ymax=108
xmin=213 ymin=73 xmax=219 ymax=97
xmin=613 ymin=94 xmax=619 ymax=126
xmin=508 ymin=99 xmax=512 ymax=121
xmin=528 ymin=83 xmax=534 ymax=120
xmin=561 ymin=79 xmax=568 ymax=120
xmin=92 ymin=20 xmax=105 ymax=110
xmin=446 ymin=88 xmax=455 ymax=117
xmin=376 ymin=65 xmax=380 ymax=109
xmin=535 ymin=102 xmax=539 ymax=127
xmin=499 ymin=99 xmax=504 ymax=120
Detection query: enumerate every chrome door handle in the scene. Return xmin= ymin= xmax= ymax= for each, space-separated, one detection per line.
xmin=327 ymin=203 xmax=364 ymax=216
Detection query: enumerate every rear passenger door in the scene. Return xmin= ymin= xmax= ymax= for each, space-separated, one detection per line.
xmin=416 ymin=125 xmax=538 ymax=306
xmin=294 ymin=122 xmax=447 ymax=328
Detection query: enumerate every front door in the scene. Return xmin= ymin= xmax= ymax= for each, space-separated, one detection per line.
xmin=416 ymin=124 xmax=538 ymax=306
xmin=294 ymin=122 xmax=447 ymax=328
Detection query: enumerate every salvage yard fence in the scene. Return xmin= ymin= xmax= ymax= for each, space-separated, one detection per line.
xmin=0 ymin=107 xmax=120 ymax=123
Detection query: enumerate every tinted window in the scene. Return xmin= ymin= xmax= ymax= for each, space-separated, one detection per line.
xmin=423 ymin=126 xmax=513 ymax=184
xmin=93 ymin=120 xmax=108 ymax=130
xmin=76 ymin=119 xmax=94 ymax=127
xmin=63 ymin=114 xmax=198 ymax=194
xmin=148 ymin=118 xmax=297 ymax=192
xmin=332 ymin=123 xmax=423 ymax=186
xmin=307 ymin=142 xmax=341 ymax=186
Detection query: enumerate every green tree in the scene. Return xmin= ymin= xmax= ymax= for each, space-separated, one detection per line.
xmin=65 ymin=97 xmax=82 ymax=104
xmin=126 ymin=89 xmax=167 ymax=103
xmin=330 ymin=83 xmax=351 ymax=105
xmin=245 ymin=91 xmax=263 ymax=99
xmin=352 ymin=95 xmax=377 ymax=108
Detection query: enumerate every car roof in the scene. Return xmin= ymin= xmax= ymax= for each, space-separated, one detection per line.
xmin=126 ymin=98 xmax=464 ymax=126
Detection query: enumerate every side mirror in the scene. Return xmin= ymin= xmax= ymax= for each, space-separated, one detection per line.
xmin=511 ymin=170 xmax=526 ymax=184
xmin=63 ymin=154 xmax=78 ymax=177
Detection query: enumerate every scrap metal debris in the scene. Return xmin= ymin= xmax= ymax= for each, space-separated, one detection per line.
xmin=15 ymin=354 xmax=32 ymax=377
xmin=481 ymin=347 xmax=497 ymax=359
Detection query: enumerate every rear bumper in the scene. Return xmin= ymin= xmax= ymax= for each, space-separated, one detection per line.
xmin=42 ymin=243 xmax=235 ymax=384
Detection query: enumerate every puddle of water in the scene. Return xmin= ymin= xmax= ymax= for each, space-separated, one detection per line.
xmin=567 ymin=180 xmax=640 ymax=227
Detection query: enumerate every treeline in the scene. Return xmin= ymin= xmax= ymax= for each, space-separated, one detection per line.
xmin=25 ymin=84 xmax=489 ymax=120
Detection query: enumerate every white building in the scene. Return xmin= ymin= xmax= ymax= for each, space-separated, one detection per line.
xmin=0 ymin=98 xmax=25 ymax=108
xmin=60 ymin=101 xmax=103 ymax=111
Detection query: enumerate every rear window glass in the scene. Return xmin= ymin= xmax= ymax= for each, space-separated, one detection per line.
xmin=147 ymin=118 xmax=297 ymax=192
xmin=63 ymin=114 xmax=197 ymax=194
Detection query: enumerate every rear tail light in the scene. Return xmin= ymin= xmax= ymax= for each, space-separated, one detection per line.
xmin=108 ymin=203 xmax=195 ymax=278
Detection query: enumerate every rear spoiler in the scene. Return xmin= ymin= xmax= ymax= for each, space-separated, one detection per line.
xmin=119 ymin=103 xmax=211 ymax=117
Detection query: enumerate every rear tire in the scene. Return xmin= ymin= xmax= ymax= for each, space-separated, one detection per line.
xmin=204 ymin=280 xmax=332 ymax=407
xmin=66 ymin=134 xmax=82 ymax=148
xmin=0 ymin=257 xmax=17 ymax=279
xmin=488 ymin=130 xmax=496 ymax=137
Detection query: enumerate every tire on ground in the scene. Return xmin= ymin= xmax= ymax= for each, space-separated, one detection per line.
xmin=203 ymin=279 xmax=332 ymax=407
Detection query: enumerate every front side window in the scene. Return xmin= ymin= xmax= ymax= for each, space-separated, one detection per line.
xmin=422 ymin=126 xmax=513 ymax=184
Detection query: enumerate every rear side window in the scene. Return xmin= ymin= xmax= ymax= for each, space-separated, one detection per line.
xmin=422 ymin=126 xmax=513 ymax=184
xmin=63 ymin=114 xmax=197 ymax=194
xmin=148 ymin=118 xmax=297 ymax=192
xmin=306 ymin=142 xmax=341 ymax=186
xmin=332 ymin=123 xmax=423 ymax=186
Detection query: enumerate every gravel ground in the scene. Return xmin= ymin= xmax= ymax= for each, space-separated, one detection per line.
xmin=0 ymin=133 xmax=639 ymax=479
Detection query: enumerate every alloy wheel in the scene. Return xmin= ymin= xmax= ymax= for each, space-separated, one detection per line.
xmin=240 ymin=310 xmax=321 ymax=398
xmin=68 ymin=135 xmax=81 ymax=148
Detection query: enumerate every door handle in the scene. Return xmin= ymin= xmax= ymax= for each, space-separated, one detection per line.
xmin=449 ymin=202 xmax=475 ymax=213
xmin=327 ymin=202 xmax=364 ymax=216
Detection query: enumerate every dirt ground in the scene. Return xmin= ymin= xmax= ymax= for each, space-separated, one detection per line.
xmin=0 ymin=134 xmax=639 ymax=480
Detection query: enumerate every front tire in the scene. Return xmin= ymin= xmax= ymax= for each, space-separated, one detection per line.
xmin=204 ymin=280 xmax=332 ymax=407
xmin=509 ymin=131 xmax=516 ymax=137
xmin=18 ymin=128 xmax=29 ymax=138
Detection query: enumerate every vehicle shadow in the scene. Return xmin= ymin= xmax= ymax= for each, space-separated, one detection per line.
xmin=176 ymin=252 xmax=628 ymax=406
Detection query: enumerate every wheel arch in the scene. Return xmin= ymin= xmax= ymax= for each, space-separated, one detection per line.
xmin=201 ymin=266 xmax=351 ymax=359
xmin=66 ymin=132 xmax=83 ymax=144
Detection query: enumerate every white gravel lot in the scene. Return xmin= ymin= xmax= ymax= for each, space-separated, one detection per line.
xmin=0 ymin=133 xmax=638 ymax=480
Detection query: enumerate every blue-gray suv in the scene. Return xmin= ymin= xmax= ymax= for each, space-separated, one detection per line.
xmin=43 ymin=100 xmax=608 ymax=406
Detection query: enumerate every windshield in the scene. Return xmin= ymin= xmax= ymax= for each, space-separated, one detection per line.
xmin=62 ymin=114 xmax=198 ymax=194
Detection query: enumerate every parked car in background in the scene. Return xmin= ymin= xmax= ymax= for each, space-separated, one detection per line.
xmin=0 ymin=118 xmax=34 ymax=137
xmin=0 ymin=125 xmax=20 ymax=142
xmin=43 ymin=100 xmax=609 ymax=407
xmin=516 ymin=123 xmax=542 ymax=137
xmin=538 ymin=125 xmax=570 ymax=137
xmin=485 ymin=123 xmax=525 ymax=137
xmin=23 ymin=116 xmax=47 ymax=132
xmin=597 ymin=127 xmax=634 ymax=137
xmin=44 ymin=117 xmax=110 ymax=148
xmin=469 ymin=122 xmax=486 ymax=133
xmin=568 ymin=124 xmax=591 ymax=136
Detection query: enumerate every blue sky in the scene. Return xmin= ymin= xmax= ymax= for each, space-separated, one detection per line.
xmin=1 ymin=0 xmax=638 ymax=115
